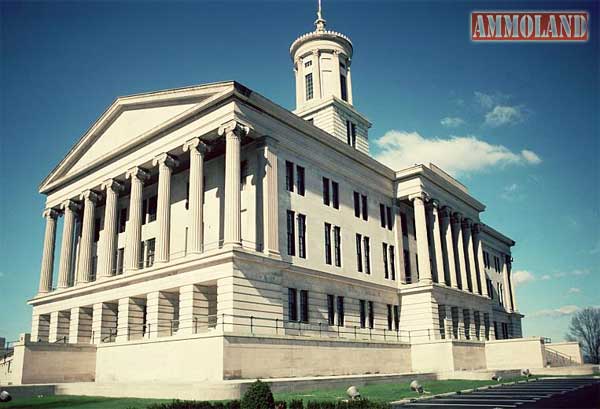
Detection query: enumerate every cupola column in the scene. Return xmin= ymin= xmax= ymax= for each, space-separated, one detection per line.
xmin=312 ymin=50 xmax=322 ymax=99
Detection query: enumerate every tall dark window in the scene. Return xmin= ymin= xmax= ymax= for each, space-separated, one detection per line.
xmin=361 ymin=195 xmax=368 ymax=221
xmin=298 ymin=214 xmax=306 ymax=259
xmin=336 ymin=296 xmax=345 ymax=326
xmin=94 ymin=218 xmax=101 ymax=242
xmin=305 ymin=73 xmax=314 ymax=100
xmin=285 ymin=161 xmax=294 ymax=192
xmin=286 ymin=210 xmax=295 ymax=256
xmin=387 ymin=305 xmax=393 ymax=330
xmin=401 ymin=212 xmax=408 ymax=236
xmin=322 ymin=177 xmax=330 ymax=205
xmin=340 ymin=74 xmax=348 ymax=101
xmin=142 ymin=198 xmax=148 ymax=225
xmin=288 ymin=288 xmax=298 ymax=322
xmin=383 ymin=243 xmax=389 ymax=279
xmin=297 ymin=166 xmax=305 ymax=196
xmin=333 ymin=226 xmax=341 ymax=267
xmin=327 ymin=294 xmax=335 ymax=325
xmin=356 ymin=233 xmax=363 ymax=272
xmin=389 ymin=245 xmax=396 ymax=280
xmin=346 ymin=120 xmax=352 ymax=145
xmin=147 ymin=195 xmax=158 ymax=223
xmin=118 ymin=208 xmax=127 ymax=233
xmin=368 ymin=301 xmax=374 ymax=329
xmin=386 ymin=206 xmax=393 ymax=230
xmin=185 ymin=182 xmax=190 ymax=210
xmin=300 ymin=290 xmax=309 ymax=323
xmin=404 ymin=250 xmax=412 ymax=283
xmin=380 ymin=204 xmax=386 ymax=228
xmin=351 ymin=123 xmax=356 ymax=147
xmin=353 ymin=191 xmax=360 ymax=217
xmin=332 ymin=181 xmax=339 ymax=209
xmin=359 ymin=300 xmax=366 ymax=328
xmin=364 ymin=236 xmax=370 ymax=274
xmin=116 ymin=248 xmax=125 ymax=274
xmin=393 ymin=305 xmax=400 ymax=331
xmin=145 ymin=238 xmax=155 ymax=268
xmin=324 ymin=223 xmax=332 ymax=265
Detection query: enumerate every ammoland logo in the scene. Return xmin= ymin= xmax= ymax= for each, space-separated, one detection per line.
xmin=471 ymin=11 xmax=589 ymax=41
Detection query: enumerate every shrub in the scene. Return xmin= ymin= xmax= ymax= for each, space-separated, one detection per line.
xmin=275 ymin=401 xmax=287 ymax=409
xmin=241 ymin=379 xmax=275 ymax=409
xmin=289 ymin=399 xmax=304 ymax=409
xmin=146 ymin=400 xmax=242 ymax=409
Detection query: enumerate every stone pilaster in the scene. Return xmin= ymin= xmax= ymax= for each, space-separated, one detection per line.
xmin=393 ymin=205 xmax=408 ymax=284
xmin=257 ymin=136 xmax=280 ymax=256
xmin=39 ymin=209 xmax=59 ymax=293
xmin=472 ymin=224 xmax=490 ymax=297
xmin=346 ymin=64 xmax=353 ymax=105
xmin=125 ymin=167 xmax=149 ymax=272
xmin=69 ymin=306 xmax=93 ymax=344
xmin=411 ymin=193 xmax=432 ymax=284
xmin=99 ymin=180 xmax=123 ymax=279
xmin=179 ymin=284 xmax=217 ymax=334
xmin=430 ymin=201 xmax=446 ymax=286
xmin=153 ymin=153 xmax=179 ymax=263
xmin=76 ymin=190 xmax=101 ymax=284
xmin=146 ymin=291 xmax=179 ymax=338
xmin=183 ymin=138 xmax=209 ymax=255
xmin=91 ymin=302 xmax=118 ymax=344
xmin=453 ymin=213 xmax=469 ymax=291
xmin=57 ymin=200 xmax=81 ymax=289
xmin=31 ymin=314 xmax=50 ymax=342
xmin=441 ymin=207 xmax=458 ymax=289
xmin=219 ymin=121 xmax=250 ymax=247
xmin=48 ymin=310 xmax=70 ymax=343
xmin=312 ymin=49 xmax=322 ymax=99
xmin=294 ymin=59 xmax=301 ymax=107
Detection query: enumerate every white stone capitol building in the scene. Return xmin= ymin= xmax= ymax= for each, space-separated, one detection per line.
xmin=22 ymin=7 xmax=526 ymax=387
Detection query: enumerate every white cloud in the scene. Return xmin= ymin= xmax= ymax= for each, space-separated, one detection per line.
xmin=440 ymin=117 xmax=465 ymax=128
xmin=540 ymin=274 xmax=551 ymax=280
xmin=553 ymin=269 xmax=590 ymax=278
xmin=567 ymin=287 xmax=581 ymax=294
xmin=485 ymin=105 xmax=524 ymax=127
xmin=374 ymin=130 xmax=542 ymax=176
xmin=530 ymin=305 xmax=580 ymax=318
xmin=521 ymin=150 xmax=542 ymax=165
xmin=512 ymin=270 xmax=535 ymax=286
xmin=501 ymin=183 xmax=525 ymax=201
xmin=474 ymin=91 xmax=495 ymax=109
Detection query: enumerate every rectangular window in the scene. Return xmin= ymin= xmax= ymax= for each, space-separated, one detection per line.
xmin=118 ymin=208 xmax=127 ymax=233
xmin=147 ymin=195 xmax=157 ymax=223
xmin=387 ymin=304 xmax=393 ymax=330
xmin=185 ymin=182 xmax=190 ymax=210
xmin=285 ymin=161 xmax=294 ymax=192
xmin=300 ymin=290 xmax=309 ymax=323
xmin=463 ymin=309 xmax=471 ymax=339
xmin=383 ymin=243 xmax=389 ymax=279
xmin=386 ymin=206 xmax=393 ymax=230
xmin=487 ymin=279 xmax=494 ymax=299
xmin=142 ymin=198 xmax=148 ymax=225
xmin=351 ymin=123 xmax=357 ymax=147
xmin=404 ymin=250 xmax=412 ymax=283
xmin=364 ymin=236 xmax=371 ymax=274
xmin=305 ymin=73 xmax=314 ymax=100
xmin=493 ymin=321 xmax=499 ymax=339
xmin=353 ymin=191 xmax=360 ymax=217
xmin=340 ymin=74 xmax=347 ymax=101
xmin=327 ymin=294 xmax=335 ymax=325
xmin=361 ymin=195 xmax=368 ymax=221
xmin=346 ymin=120 xmax=352 ymax=146
xmin=412 ymin=218 xmax=416 ymax=237
xmin=324 ymin=223 xmax=332 ymax=265
xmin=322 ymin=177 xmax=330 ymax=205
xmin=389 ymin=245 xmax=396 ymax=280
xmin=393 ymin=305 xmax=400 ymax=331
xmin=298 ymin=214 xmax=306 ymax=259
xmin=304 ymin=60 xmax=312 ymax=68
xmin=91 ymin=256 xmax=97 ymax=281
xmin=145 ymin=238 xmax=155 ymax=268
xmin=400 ymin=212 xmax=408 ymax=236
xmin=438 ymin=305 xmax=446 ymax=339
xmin=287 ymin=210 xmax=295 ymax=256
xmin=336 ymin=296 xmax=345 ymax=326
xmin=297 ymin=166 xmax=305 ymax=196
xmin=333 ymin=226 xmax=341 ymax=267
xmin=359 ymin=300 xmax=366 ymax=328
xmin=484 ymin=313 xmax=490 ymax=340
xmin=380 ymin=204 xmax=386 ymax=228
xmin=288 ymin=288 xmax=298 ymax=322
xmin=368 ymin=301 xmax=374 ymax=329
xmin=116 ymin=248 xmax=125 ymax=274
xmin=474 ymin=311 xmax=481 ymax=340
xmin=356 ymin=233 xmax=363 ymax=272
xmin=93 ymin=217 xmax=101 ymax=242
xmin=332 ymin=181 xmax=339 ymax=209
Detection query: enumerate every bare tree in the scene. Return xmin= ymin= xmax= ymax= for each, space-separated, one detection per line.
xmin=566 ymin=307 xmax=600 ymax=364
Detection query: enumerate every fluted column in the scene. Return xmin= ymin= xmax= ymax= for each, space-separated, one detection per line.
xmin=258 ymin=136 xmax=280 ymax=256
xmin=473 ymin=224 xmax=489 ymax=297
xmin=332 ymin=50 xmax=342 ymax=99
xmin=57 ymin=200 xmax=80 ymax=289
xmin=441 ymin=207 xmax=458 ymax=288
xmin=312 ymin=50 xmax=322 ymax=99
xmin=464 ymin=219 xmax=481 ymax=294
xmin=219 ymin=120 xmax=250 ymax=247
xmin=452 ymin=213 xmax=469 ymax=290
xmin=294 ymin=59 xmax=301 ymax=107
xmin=76 ymin=190 xmax=101 ymax=284
xmin=99 ymin=180 xmax=122 ymax=279
xmin=346 ymin=64 xmax=353 ymax=105
xmin=502 ymin=256 xmax=514 ymax=312
xmin=411 ymin=193 xmax=432 ymax=284
xmin=431 ymin=201 xmax=446 ymax=286
xmin=393 ymin=205 xmax=408 ymax=284
xmin=184 ymin=138 xmax=208 ymax=255
xmin=461 ymin=219 xmax=475 ymax=293
xmin=153 ymin=153 xmax=179 ymax=263
xmin=125 ymin=167 xmax=149 ymax=271
xmin=39 ymin=209 xmax=59 ymax=293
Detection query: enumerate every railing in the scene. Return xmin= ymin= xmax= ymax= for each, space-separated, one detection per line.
xmin=545 ymin=346 xmax=574 ymax=367
xmin=52 ymin=336 xmax=68 ymax=344
xmin=542 ymin=337 xmax=552 ymax=344
xmin=1 ymin=340 xmax=17 ymax=362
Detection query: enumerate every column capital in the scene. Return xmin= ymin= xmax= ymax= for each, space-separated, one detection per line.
xmin=101 ymin=179 xmax=124 ymax=193
xmin=126 ymin=166 xmax=150 ymax=181
xmin=218 ymin=120 xmax=251 ymax=140
xmin=153 ymin=153 xmax=179 ymax=169
xmin=61 ymin=199 xmax=81 ymax=213
xmin=462 ymin=218 xmax=473 ymax=229
xmin=409 ymin=192 xmax=429 ymax=203
xmin=311 ymin=49 xmax=320 ymax=57
xmin=42 ymin=208 xmax=60 ymax=219
xmin=80 ymin=190 xmax=102 ymax=203
xmin=451 ymin=212 xmax=463 ymax=225
xmin=183 ymin=138 xmax=210 ymax=155
xmin=430 ymin=199 xmax=443 ymax=209
xmin=472 ymin=223 xmax=484 ymax=234
xmin=440 ymin=205 xmax=453 ymax=218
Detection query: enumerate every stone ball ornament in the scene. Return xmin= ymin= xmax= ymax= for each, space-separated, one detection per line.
xmin=0 ymin=391 xmax=12 ymax=403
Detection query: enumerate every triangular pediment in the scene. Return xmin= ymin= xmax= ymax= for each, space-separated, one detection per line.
xmin=40 ymin=81 xmax=236 ymax=193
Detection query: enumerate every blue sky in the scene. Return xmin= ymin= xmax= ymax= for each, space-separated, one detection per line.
xmin=1 ymin=1 xmax=598 ymax=343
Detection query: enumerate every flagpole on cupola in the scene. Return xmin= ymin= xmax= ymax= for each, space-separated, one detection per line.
xmin=315 ymin=0 xmax=326 ymax=32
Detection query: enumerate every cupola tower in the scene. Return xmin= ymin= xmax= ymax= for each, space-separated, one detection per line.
xmin=290 ymin=0 xmax=371 ymax=154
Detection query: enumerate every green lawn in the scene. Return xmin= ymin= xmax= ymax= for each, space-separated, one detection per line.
xmin=2 ymin=376 xmax=534 ymax=408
